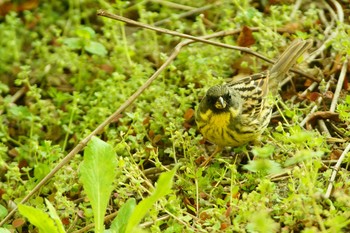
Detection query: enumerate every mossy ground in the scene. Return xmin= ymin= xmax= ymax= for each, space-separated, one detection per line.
xmin=0 ymin=0 xmax=350 ymax=232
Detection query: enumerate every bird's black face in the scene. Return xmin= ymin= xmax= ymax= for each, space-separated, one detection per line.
xmin=204 ymin=85 xmax=240 ymax=113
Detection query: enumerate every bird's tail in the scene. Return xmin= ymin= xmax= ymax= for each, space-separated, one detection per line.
xmin=269 ymin=39 xmax=312 ymax=93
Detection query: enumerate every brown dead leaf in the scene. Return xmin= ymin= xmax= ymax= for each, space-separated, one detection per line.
xmin=305 ymin=111 xmax=340 ymax=130
xmin=152 ymin=134 xmax=162 ymax=144
xmin=183 ymin=122 xmax=192 ymax=130
xmin=18 ymin=159 xmax=28 ymax=170
xmin=221 ymin=222 xmax=230 ymax=230
xmin=307 ymin=92 xmax=321 ymax=102
xmin=99 ymin=64 xmax=114 ymax=73
xmin=0 ymin=189 xmax=5 ymax=199
xmin=148 ymin=130 xmax=155 ymax=139
xmin=0 ymin=0 xmax=38 ymax=16
xmin=61 ymin=217 xmax=70 ymax=225
xmin=344 ymin=76 xmax=349 ymax=91
xmin=225 ymin=205 xmax=233 ymax=218
xmin=184 ymin=108 xmax=195 ymax=121
xmin=12 ymin=218 xmax=25 ymax=228
xmin=143 ymin=116 xmax=150 ymax=125
xmin=237 ymin=26 xmax=255 ymax=47
xmin=199 ymin=211 xmax=210 ymax=221
xmin=279 ymin=22 xmax=301 ymax=34
xmin=195 ymin=155 xmax=206 ymax=165
xmin=183 ymin=197 xmax=196 ymax=215
xmin=330 ymin=149 xmax=342 ymax=160
xmin=304 ymin=78 xmax=313 ymax=88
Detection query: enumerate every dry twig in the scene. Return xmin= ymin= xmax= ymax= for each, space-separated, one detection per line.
xmin=330 ymin=57 xmax=348 ymax=112
xmin=97 ymin=10 xmax=318 ymax=82
xmin=325 ymin=143 xmax=350 ymax=198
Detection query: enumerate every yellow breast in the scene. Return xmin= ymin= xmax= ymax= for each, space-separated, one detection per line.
xmin=198 ymin=109 xmax=237 ymax=146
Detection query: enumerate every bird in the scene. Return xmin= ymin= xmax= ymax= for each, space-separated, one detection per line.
xmin=196 ymin=39 xmax=312 ymax=166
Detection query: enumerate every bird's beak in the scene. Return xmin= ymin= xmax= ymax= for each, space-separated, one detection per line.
xmin=215 ymin=96 xmax=226 ymax=109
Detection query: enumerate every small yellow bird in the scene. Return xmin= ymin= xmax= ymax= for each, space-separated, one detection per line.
xmin=196 ymin=39 xmax=312 ymax=165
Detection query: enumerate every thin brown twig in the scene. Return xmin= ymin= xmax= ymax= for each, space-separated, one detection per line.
xmin=299 ymin=78 xmax=332 ymax=127
xmin=330 ymin=57 xmax=348 ymax=112
xmin=325 ymin=143 xmax=350 ymax=198
xmin=324 ymin=57 xmax=349 ymax=198
xmin=97 ymin=10 xmax=318 ymax=82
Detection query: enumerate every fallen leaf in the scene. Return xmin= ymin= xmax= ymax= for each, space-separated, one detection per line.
xmin=305 ymin=111 xmax=340 ymax=130
xmin=307 ymin=92 xmax=320 ymax=102
xmin=12 ymin=218 xmax=26 ymax=228
xmin=199 ymin=211 xmax=210 ymax=221
xmin=61 ymin=217 xmax=70 ymax=225
xmin=0 ymin=0 xmax=38 ymax=16
xmin=279 ymin=22 xmax=301 ymax=33
xmin=152 ymin=134 xmax=162 ymax=144
xmin=184 ymin=108 xmax=195 ymax=121
xmin=237 ymin=26 xmax=255 ymax=47
xmin=221 ymin=222 xmax=230 ymax=230
xmin=330 ymin=149 xmax=342 ymax=160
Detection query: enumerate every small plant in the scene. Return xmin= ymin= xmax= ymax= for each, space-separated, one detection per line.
xmin=16 ymin=137 xmax=177 ymax=232
xmin=62 ymin=26 xmax=107 ymax=57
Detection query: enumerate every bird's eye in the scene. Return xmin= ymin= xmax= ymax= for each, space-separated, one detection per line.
xmin=225 ymin=93 xmax=231 ymax=100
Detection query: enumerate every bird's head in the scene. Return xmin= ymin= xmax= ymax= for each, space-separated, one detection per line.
xmin=203 ymin=85 xmax=242 ymax=115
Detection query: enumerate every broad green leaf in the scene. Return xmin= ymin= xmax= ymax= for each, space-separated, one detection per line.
xmin=246 ymin=211 xmax=279 ymax=233
xmin=243 ymin=159 xmax=282 ymax=175
xmin=125 ymin=167 xmax=177 ymax=232
xmin=0 ymin=228 xmax=11 ymax=233
xmin=252 ymin=145 xmax=275 ymax=158
xmin=46 ymin=199 xmax=66 ymax=233
xmin=76 ymin=26 xmax=95 ymax=39
xmin=62 ymin=37 xmax=83 ymax=50
xmin=18 ymin=204 xmax=61 ymax=233
xmin=80 ymin=136 xmax=117 ymax=233
xmin=84 ymin=41 xmax=107 ymax=56
xmin=109 ymin=198 xmax=136 ymax=233
xmin=0 ymin=204 xmax=8 ymax=219
xmin=284 ymin=150 xmax=323 ymax=166
xmin=34 ymin=163 xmax=50 ymax=181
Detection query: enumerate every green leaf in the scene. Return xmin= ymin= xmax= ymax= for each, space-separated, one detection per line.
xmin=125 ymin=166 xmax=178 ymax=232
xmin=246 ymin=211 xmax=279 ymax=233
xmin=109 ymin=198 xmax=136 ymax=233
xmin=62 ymin=37 xmax=83 ymax=50
xmin=243 ymin=159 xmax=282 ymax=175
xmin=252 ymin=145 xmax=275 ymax=158
xmin=7 ymin=106 xmax=32 ymax=120
xmin=80 ymin=136 xmax=117 ymax=233
xmin=18 ymin=204 xmax=63 ymax=233
xmin=76 ymin=26 xmax=96 ymax=39
xmin=0 ymin=204 xmax=8 ymax=219
xmin=84 ymin=41 xmax=107 ymax=56
xmin=0 ymin=228 xmax=11 ymax=233
xmin=46 ymin=199 xmax=66 ymax=233
xmin=34 ymin=163 xmax=50 ymax=181
xmin=284 ymin=150 xmax=323 ymax=166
